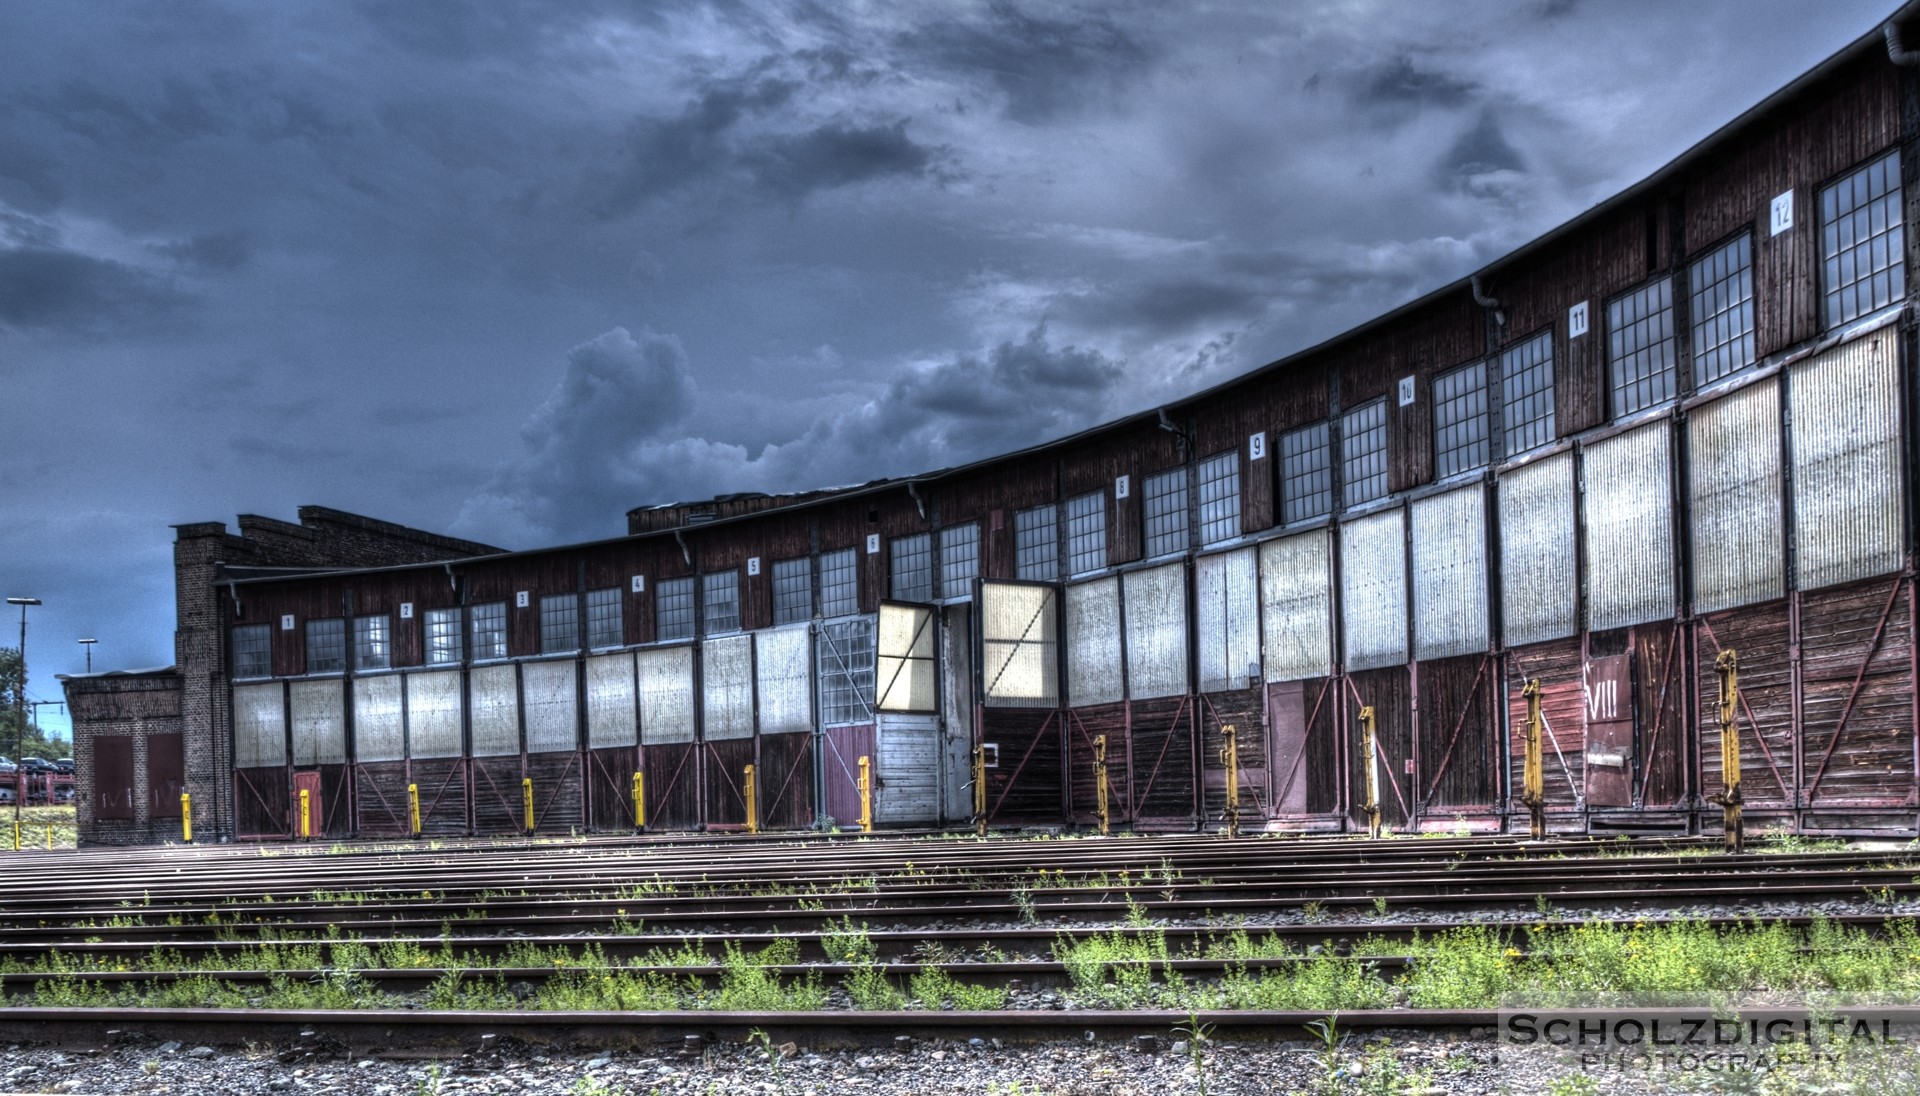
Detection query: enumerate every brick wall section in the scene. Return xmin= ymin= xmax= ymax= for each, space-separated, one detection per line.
xmin=62 ymin=671 xmax=181 ymax=845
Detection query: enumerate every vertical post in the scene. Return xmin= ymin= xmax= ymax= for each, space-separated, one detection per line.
xmin=1714 ymin=649 xmax=1743 ymax=854
xmin=857 ymin=755 xmax=873 ymax=833
xmin=1093 ymin=734 xmax=1110 ymax=837
xmin=1219 ymin=723 xmax=1240 ymax=839
xmin=1359 ymin=706 xmax=1381 ymax=839
xmin=1522 ymin=678 xmax=1545 ymax=840
xmin=972 ymin=744 xmax=987 ymax=838
xmin=521 ymin=776 xmax=535 ymax=836
xmin=744 ymin=764 xmax=758 ymax=835
xmin=181 ymin=792 xmax=193 ymax=844
xmin=298 ymin=788 xmax=311 ymax=840
xmin=407 ymin=782 xmax=421 ymax=838
xmin=632 ymin=771 xmax=646 ymax=831
xmin=9 ymin=819 xmax=16 ymax=850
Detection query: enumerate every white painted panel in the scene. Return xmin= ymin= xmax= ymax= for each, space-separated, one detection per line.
xmin=1260 ymin=530 xmax=1333 ymax=682
xmin=1689 ymin=380 xmax=1785 ymax=613
xmin=702 ymin=634 xmax=754 ymax=740
xmin=1791 ymin=330 xmax=1906 ymax=590
xmin=877 ymin=602 xmax=937 ymax=712
xmin=1583 ymin=423 xmax=1675 ymax=631
xmin=586 ymin=653 xmax=637 ymax=749
xmin=1065 ymin=577 xmax=1123 ymax=707
xmin=755 ymin=626 xmax=812 ymax=735
xmin=232 ymin=683 xmax=286 ymax=769
xmin=522 ymin=659 xmax=577 ymax=754
xmin=1411 ymin=487 xmax=1489 ymax=661
xmin=1498 ymin=451 xmax=1578 ymax=647
xmin=981 ymin=582 xmax=1058 ymax=707
xmin=351 ymin=674 xmax=405 ymax=763
xmin=288 ymin=678 xmax=346 ymax=767
xmin=1196 ymin=548 xmax=1260 ymax=692
xmin=1124 ymin=563 xmax=1188 ymax=699
xmin=469 ymin=663 xmax=521 ymax=757
xmin=405 ymin=671 xmax=463 ymax=760
xmin=1340 ymin=509 xmax=1407 ymax=671
xmin=875 ymin=713 xmax=941 ymax=823
xmin=638 ymin=646 xmax=696 ymax=744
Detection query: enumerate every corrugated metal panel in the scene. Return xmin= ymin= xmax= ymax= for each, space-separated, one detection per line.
xmin=1124 ymin=563 xmax=1189 ymax=699
xmin=1583 ymin=422 xmax=1676 ymax=631
xmin=1791 ymin=330 xmax=1906 ymax=590
xmin=1689 ymin=380 xmax=1785 ymax=613
xmin=523 ymin=659 xmax=578 ymax=754
xmin=877 ymin=603 xmax=937 ymax=712
xmin=1196 ymin=548 xmax=1260 ymax=692
xmin=586 ymin=653 xmax=637 ymax=749
xmin=232 ymin=683 xmax=286 ymax=769
xmin=1498 ymin=451 xmax=1578 ymax=647
xmin=755 ymin=626 xmax=812 ymax=735
xmin=405 ymin=671 xmax=463 ymax=759
xmin=1065 ymin=577 xmax=1124 ymax=707
xmin=638 ymin=646 xmax=696 ymax=744
xmin=352 ymin=674 xmax=405 ymax=763
xmin=1411 ymin=487 xmax=1489 ymax=661
xmin=1340 ymin=509 xmax=1407 ymax=672
xmin=875 ymin=713 xmax=941 ymax=823
xmin=702 ymin=634 xmax=755 ymax=740
xmin=469 ymin=663 xmax=521 ymax=757
xmin=982 ymin=581 xmax=1059 ymax=707
xmin=288 ymin=679 xmax=346 ymax=767
xmin=1259 ymin=529 xmax=1333 ymax=682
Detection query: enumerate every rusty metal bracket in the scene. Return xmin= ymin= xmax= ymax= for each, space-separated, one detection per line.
xmin=1093 ymin=734 xmax=1111 ymax=837
xmin=972 ymin=744 xmax=987 ymax=838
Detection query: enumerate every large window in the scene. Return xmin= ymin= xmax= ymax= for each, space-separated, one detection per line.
xmin=470 ymin=602 xmax=506 ymax=660
xmin=1065 ymin=492 xmax=1106 ymax=576
xmin=702 ymin=570 xmax=740 ymax=635
xmin=1432 ymin=360 xmax=1490 ymax=478
xmin=1280 ymin=422 xmax=1332 ymax=524
xmin=1500 ymin=330 xmax=1555 ymax=455
xmin=890 ymin=533 xmax=933 ymax=602
xmin=1015 ymin=503 xmax=1058 ymax=582
xmin=231 ymin=624 xmax=271 ymax=679
xmin=586 ymin=588 xmax=623 ymax=649
xmin=1606 ymin=276 xmax=1676 ymax=417
xmin=1197 ymin=450 xmax=1241 ymax=545
xmin=539 ymin=594 xmax=577 ymax=653
xmin=353 ymin=615 xmax=391 ymax=671
xmin=1821 ymin=150 xmax=1905 ymax=327
xmin=817 ymin=618 xmax=876 ymax=726
xmin=657 ymin=578 xmax=695 ymax=641
xmin=1341 ymin=399 xmax=1388 ymax=507
xmin=305 ymin=619 xmax=345 ymax=674
xmin=938 ymin=523 xmax=979 ymax=599
xmin=1143 ymin=468 xmax=1188 ymax=557
xmin=821 ymin=547 xmax=860 ymax=617
xmin=772 ymin=557 xmax=812 ymax=625
xmin=1689 ymin=234 xmax=1755 ymax=385
xmin=425 ymin=608 xmax=463 ymax=665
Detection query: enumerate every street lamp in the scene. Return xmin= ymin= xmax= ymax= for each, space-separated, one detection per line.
xmin=77 ymin=638 xmax=96 ymax=674
xmin=7 ymin=598 xmax=39 ymax=823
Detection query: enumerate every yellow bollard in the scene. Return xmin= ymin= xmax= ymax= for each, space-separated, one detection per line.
xmin=521 ymin=777 xmax=535 ymax=835
xmin=1093 ymin=734 xmax=1110 ymax=837
xmin=11 ymin=819 xmax=18 ymax=851
xmin=631 ymin=771 xmax=646 ymax=831
xmin=973 ymin=744 xmax=988 ymax=838
xmin=45 ymin=823 xmax=52 ymax=850
xmin=744 ymin=764 xmax=758 ymax=835
xmin=1713 ymin=649 xmax=1743 ymax=854
xmin=298 ymin=788 xmax=311 ymax=840
xmin=181 ymin=792 xmax=193 ymax=844
xmin=1219 ymin=724 xmax=1240 ymax=840
xmin=408 ymin=782 xmax=421 ymax=838
xmin=1359 ymin=706 xmax=1381 ymax=839
xmin=857 ymin=755 xmax=873 ymax=833
xmin=1522 ymin=679 xmax=1545 ymax=840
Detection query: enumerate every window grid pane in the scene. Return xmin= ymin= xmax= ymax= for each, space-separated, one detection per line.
xmin=586 ymin=588 xmax=623 ymax=649
xmin=1500 ymin=331 xmax=1556 ymax=455
xmin=821 ymin=548 xmax=860 ymax=618
xmin=657 ymin=578 xmax=695 ymax=641
xmin=1606 ymin=276 xmax=1676 ymax=417
xmin=1689 ymin=234 xmax=1756 ymax=385
xmin=772 ymin=557 xmax=812 ymax=625
xmin=1280 ymin=422 xmax=1333 ymax=524
xmin=353 ymin=615 xmax=391 ymax=671
xmin=1015 ymin=503 xmax=1058 ymax=582
xmin=818 ymin=618 xmax=876 ymax=726
xmin=1822 ymin=150 xmax=1905 ymax=327
xmin=890 ymin=533 xmax=933 ymax=602
xmin=231 ymin=624 xmax=271 ymax=679
xmin=425 ymin=608 xmax=463 ymax=665
xmin=702 ymin=571 xmax=740 ymax=635
xmin=1143 ymin=468 xmax=1189 ymax=557
xmin=938 ymin=524 xmax=979 ymax=599
xmin=539 ymin=595 xmax=577 ymax=654
xmin=1197 ymin=451 xmax=1241 ymax=545
xmin=1065 ymin=492 xmax=1106 ymax=575
xmin=470 ymin=602 xmax=506 ymax=660
xmin=1341 ymin=399 xmax=1388 ymax=507
xmin=305 ymin=619 xmax=345 ymax=674
xmin=1432 ymin=360 xmax=1490 ymax=478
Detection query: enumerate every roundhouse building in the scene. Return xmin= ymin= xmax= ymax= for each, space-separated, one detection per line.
xmin=67 ymin=16 xmax=1920 ymax=844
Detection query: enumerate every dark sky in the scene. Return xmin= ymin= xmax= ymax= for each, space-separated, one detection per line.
xmin=0 ymin=0 xmax=1894 ymax=740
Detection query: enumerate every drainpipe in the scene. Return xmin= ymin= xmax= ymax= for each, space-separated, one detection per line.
xmin=1470 ymin=273 xmax=1508 ymax=329
xmin=1886 ymin=20 xmax=1920 ymax=64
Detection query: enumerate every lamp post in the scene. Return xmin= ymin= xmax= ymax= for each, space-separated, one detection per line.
xmin=77 ymin=638 xmax=95 ymax=674
xmin=7 ymin=598 xmax=39 ymax=823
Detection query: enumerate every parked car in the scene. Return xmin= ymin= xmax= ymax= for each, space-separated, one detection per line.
xmin=52 ymin=759 xmax=74 ymax=774
xmin=18 ymin=758 xmax=54 ymax=775
xmin=52 ymin=785 xmax=74 ymax=804
xmin=0 ymin=786 xmax=13 ymax=805
xmin=0 ymin=756 xmax=14 ymax=777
